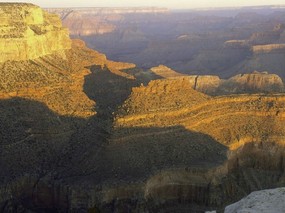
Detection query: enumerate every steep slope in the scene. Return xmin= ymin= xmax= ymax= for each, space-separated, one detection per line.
xmin=119 ymin=78 xmax=210 ymax=114
xmin=0 ymin=4 xmax=138 ymax=212
xmin=109 ymin=78 xmax=285 ymax=211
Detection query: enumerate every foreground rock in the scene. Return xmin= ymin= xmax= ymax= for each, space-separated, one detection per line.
xmin=225 ymin=188 xmax=285 ymax=213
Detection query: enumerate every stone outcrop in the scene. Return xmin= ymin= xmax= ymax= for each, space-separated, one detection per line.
xmin=224 ymin=40 xmax=249 ymax=49
xmin=149 ymin=65 xmax=222 ymax=94
xmin=149 ymin=65 xmax=284 ymax=94
xmin=219 ymin=71 xmax=284 ymax=93
xmin=225 ymin=188 xmax=285 ymax=213
xmin=186 ymin=75 xmax=222 ymax=94
xmin=252 ymin=44 xmax=285 ymax=54
xmin=120 ymin=78 xmax=210 ymax=114
xmin=150 ymin=64 xmax=185 ymax=78
xmin=0 ymin=3 xmax=71 ymax=63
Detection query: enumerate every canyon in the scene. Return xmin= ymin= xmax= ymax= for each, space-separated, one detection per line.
xmin=51 ymin=6 xmax=285 ymax=80
xmin=1 ymin=3 xmax=285 ymax=213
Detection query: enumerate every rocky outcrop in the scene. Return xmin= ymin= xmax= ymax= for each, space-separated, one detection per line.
xmin=149 ymin=65 xmax=284 ymax=94
xmin=149 ymin=65 xmax=221 ymax=94
xmin=186 ymin=75 xmax=222 ymax=94
xmin=219 ymin=71 xmax=284 ymax=93
xmin=120 ymin=78 xmax=210 ymax=114
xmin=150 ymin=64 xmax=185 ymax=78
xmin=224 ymin=40 xmax=249 ymax=49
xmin=252 ymin=44 xmax=285 ymax=54
xmin=225 ymin=188 xmax=285 ymax=213
xmin=0 ymin=3 xmax=71 ymax=63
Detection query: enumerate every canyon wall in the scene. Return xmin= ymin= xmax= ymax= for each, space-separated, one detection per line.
xmin=149 ymin=65 xmax=284 ymax=94
xmin=46 ymin=7 xmax=169 ymax=36
xmin=0 ymin=3 xmax=71 ymax=63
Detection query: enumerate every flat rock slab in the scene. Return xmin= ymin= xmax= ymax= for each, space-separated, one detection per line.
xmin=225 ymin=187 xmax=285 ymax=213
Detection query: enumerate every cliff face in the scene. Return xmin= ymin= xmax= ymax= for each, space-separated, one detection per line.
xmin=252 ymin=44 xmax=285 ymax=54
xmin=150 ymin=65 xmax=185 ymax=78
xmin=46 ymin=7 xmax=168 ymax=36
xmin=59 ymin=11 xmax=116 ymax=36
xmin=0 ymin=3 xmax=71 ymax=63
xmin=47 ymin=7 xmax=169 ymax=15
xmin=149 ymin=65 xmax=284 ymax=94
xmin=220 ymin=71 xmax=284 ymax=93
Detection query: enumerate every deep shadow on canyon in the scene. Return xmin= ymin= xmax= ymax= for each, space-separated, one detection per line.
xmin=1 ymin=66 xmax=285 ymax=213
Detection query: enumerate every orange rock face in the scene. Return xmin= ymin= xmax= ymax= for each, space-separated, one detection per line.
xmin=0 ymin=3 xmax=71 ymax=63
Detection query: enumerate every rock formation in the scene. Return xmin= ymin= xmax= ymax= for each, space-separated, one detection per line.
xmin=149 ymin=65 xmax=284 ymax=94
xmin=219 ymin=71 xmax=284 ymax=93
xmin=47 ymin=7 xmax=169 ymax=15
xmin=150 ymin=64 xmax=185 ymax=78
xmin=113 ymin=78 xmax=285 ymax=211
xmin=0 ymin=3 xmax=71 ymax=63
xmin=46 ymin=7 xmax=169 ymax=36
xmin=57 ymin=10 xmax=116 ymax=36
xmin=225 ymin=188 xmax=285 ymax=213
xmin=252 ymin=44 xmax=285 ymax=54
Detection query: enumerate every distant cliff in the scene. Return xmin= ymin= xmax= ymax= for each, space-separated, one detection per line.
xmin=149 ymin=65 xmax=284 ymax=94
xmin=0 ymin=3 xmax=71 ymax=63
xmin=46 ymin=7 xmax=168 ymax=36
xmin=46 ymin=7 xmax=169 ymax=15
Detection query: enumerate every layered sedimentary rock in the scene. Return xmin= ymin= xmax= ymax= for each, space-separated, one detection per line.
xmin=149 ymin=65 xmax=222 ymax=94
xmin=47 ymin=7 xmax=169 ymax=15
xmin=46 ymin=7 xmax=169 ymax=36
xmin=187 ymin=75 xmax=222 ymax=94
xmin=112 ymin=78 xmax=285 ymax=211
xmin=150 ymin=65 xmax=185 ymax=78
xmin=0 ymin=3 xmax=71 ymax=63
xmin=58 ymin=11 xmax=116 ymax=36
xmin=252 ymin=44 xmax=285 ymax=54
xmin=220 ymin=71 xmax=284 ymax=93
xmin=149 ymin=65 xmax=284 ymax=94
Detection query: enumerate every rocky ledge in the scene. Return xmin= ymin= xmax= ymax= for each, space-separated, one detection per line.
xmin=225 ymin=188 xmax=285 ymax=213
xmin=0 ymin=3 xmax=71 ymax=63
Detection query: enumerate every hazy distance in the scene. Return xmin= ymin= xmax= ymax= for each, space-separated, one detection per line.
xmin=2 ymin=0 xmax=285 ymax=9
